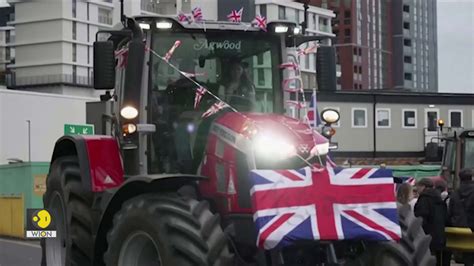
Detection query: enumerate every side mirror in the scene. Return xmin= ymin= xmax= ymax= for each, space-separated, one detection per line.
xmin=93 ymin=41 xmax=116 ymax=90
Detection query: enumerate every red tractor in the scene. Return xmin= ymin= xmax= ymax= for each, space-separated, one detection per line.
xmin=41 ymin=14 xmax=434 ymax=266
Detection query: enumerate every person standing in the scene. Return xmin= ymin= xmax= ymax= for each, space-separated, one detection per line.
xmin=414 ymin=178 xmax=448 ymax=266
xmin=449 ymin=169 xmax=474 ymax=266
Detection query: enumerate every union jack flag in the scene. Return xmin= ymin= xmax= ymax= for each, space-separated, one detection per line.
xmin=297 ymin=42 xmax=320 ymax=56
xmin=164 ymin=40 xmax=181 ymax=62
xmin=286 ymin=100 xmax=306 ymax=109
xmin=202 ymin=101 xmax=228 ymax=118
xmin=192 ymin=7 xmax=203 ymax=22
xmin=252 ymin=15 xmax=267 ymax=31
xmin=115 ymin=48 xmax=128 ymax=68
xmin=178 ymin=11 xmax=191 ymax=23
xmin=306 ymin=90 xmax=321 ymax=128
xmin=227 ymin=8 xmax=243 ymax=22
xmin=194 ymin=87 xmax=207 ymax=109
xmin=250 ymin=165 xmax=401 ymax=249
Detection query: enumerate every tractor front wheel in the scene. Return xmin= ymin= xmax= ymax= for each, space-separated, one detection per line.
xmin=104 ymin=193 xmax=233 ymax=266
xmin=41 ymin=156 xmax=95 ymax=266
xmin=351 ymin=205 xmax=436 ymax=266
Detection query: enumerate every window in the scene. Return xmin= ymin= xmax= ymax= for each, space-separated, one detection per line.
xmin=353 ymin=66 xmax=358 ymax=73
xmin=376 ymin=108 xmax=391 ymax=128
xmin=72 ymin=21 xmax=76 ymax=40
xmin=404 ymin=73 xmax=412 ymax=80
xmin=358 ymin=66 xmax=362 ymax=74
xmin=425 ymin=109 xmax=439 ymax=131
xmin=295 ymin=9 xmax=299 ymax=23
xmin=344 ymin=10 xmax=351 ymax=18
xmin=352 ymin=108 xmax=367 ymax=128
xmin=344 ymin=29 xmax=351 ymax=37
xmin=403 ymin=5 xmax=410 ymax=12
xmin=257 ymin=53 xmax=264 ymax=65
xmin=449 ymin=110 xmax=463 ymax=127
xmin=278 ymin=6 xmax=286 ymax=20
xmin=72 ymin=65 xmax=77 ymax=83
xmin=5 ymin=47 xmax=10 ymax=60
xmin=87 ymin=46 xmax=90 ymax=64
xmin=403 ymin=109 xmax=417 ymax=128
xmin=258 ymin=68 xmax=265 ymax=86
xmin=404 ymin=39 xmax=412 ymax=46
xmin=354 ymin=83 xmax=358 ymax=90
xmin=260 ymin=5 xmax=267 ymax=18
xmin=344 ymin=18 xmax=351 ymax=25
xmin=72 ymin=44 xmax=77 ymax=62
xmin=319 ymin=17 xmax=328 ymax=31
xmin=5 ymin=30 xmax=10 ymax=43
xmin=72 ymin=0 xmax=76 ymax=18
xmin=358 ymin=48 xmax=362 ymax=55
xmin=404 ymin=56 xmax=412 ymax=63
xmin=98 ymin=8 xmax=112 ymax=25
xmin=403 ymin=22 xmax=410 ymax=30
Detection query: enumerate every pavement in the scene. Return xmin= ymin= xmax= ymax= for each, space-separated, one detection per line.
xmin=0 ymin=238 xmax=41 ymax=266
xmin=0 ymin=237 xmax=465 ymax=265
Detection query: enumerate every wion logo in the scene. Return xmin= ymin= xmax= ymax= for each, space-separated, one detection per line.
xmin=26 ymin=209 xmax=57 ymax=238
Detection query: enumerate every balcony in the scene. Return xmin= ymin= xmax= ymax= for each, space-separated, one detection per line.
xmin=6 ymin=74 xmax=93 ymax=88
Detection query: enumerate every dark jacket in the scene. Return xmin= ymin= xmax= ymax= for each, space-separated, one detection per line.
xmin=449 ymin=181 xmax=474 ymax=231
xmin=414 ymin=188 xmax=448 ymax=251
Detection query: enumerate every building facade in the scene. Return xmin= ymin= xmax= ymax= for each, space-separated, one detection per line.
xmin=392 ymin=0 xmax=438 ymax=92
xmin=0 ymin=4 xmax=14 ymax=85
xmin=312 ymin=0 xmax=437 ymax=92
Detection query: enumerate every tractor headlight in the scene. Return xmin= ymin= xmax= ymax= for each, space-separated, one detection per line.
xmin=274 ymin=25 xmax=289 ymax=33
xmin=253 ymin=133 xmax=296 ymax=160
xmin=120 ymin=106 xmax=138 ymax=119
xmin=310 ymin=142 xmax=329 ymax=156
xmin=321 ymin=109 xmax=340 ymax=124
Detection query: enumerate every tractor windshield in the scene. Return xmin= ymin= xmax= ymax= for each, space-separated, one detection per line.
xmin=150 ymin=33 xmax=280 ymax=113
xmin=148 ymin=32 xmax=281 ymax=174
xmin=464 ymin=138 xmax=474 ymax=169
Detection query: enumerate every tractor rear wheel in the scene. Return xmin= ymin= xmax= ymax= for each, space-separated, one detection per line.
xmin=351 ymin=205 xmax=436 ymax=266
xmin=103 ymin=193 xmax=233 ymax=266
xmin=41 ymin=156 xmax=94 ymax=266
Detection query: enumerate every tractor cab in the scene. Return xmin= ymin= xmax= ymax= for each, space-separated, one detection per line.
xmin=441 ymin=129 xmax=474 ymax=190
xmin=93 ymin=16 xmax=335 ymax=177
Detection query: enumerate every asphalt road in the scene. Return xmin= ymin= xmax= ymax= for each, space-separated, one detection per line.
xmin=0 ymin=238 xmax=41 ymax=266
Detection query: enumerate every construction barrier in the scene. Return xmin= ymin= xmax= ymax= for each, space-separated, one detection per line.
xmin=445 ymin=227 xmax=474 ymax=252
xmin=0 ymin=194 xmax=25 ymax=238
xmin=0 ymin=162 xmax=49 ymax=238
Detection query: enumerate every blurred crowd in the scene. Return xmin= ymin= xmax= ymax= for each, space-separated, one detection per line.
xmin=397 ymin=168 xmax=474 ymax=266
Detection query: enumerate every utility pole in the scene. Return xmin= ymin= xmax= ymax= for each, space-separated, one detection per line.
xmin=26 ymin=120 xmax=31 ymax=162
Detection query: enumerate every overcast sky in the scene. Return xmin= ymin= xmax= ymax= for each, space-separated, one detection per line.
xmin=437 ymin=0 xmax=474 ymax=93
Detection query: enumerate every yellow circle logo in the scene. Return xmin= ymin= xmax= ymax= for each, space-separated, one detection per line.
xmin=32 ymin=210 xmax=52 ymax=229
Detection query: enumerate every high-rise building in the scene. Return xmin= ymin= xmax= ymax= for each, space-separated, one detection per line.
xmin=5 ymin=0 xmax=190 ymax=97
xmin=312 ymin=0 xmax=437 ymax=92
xmin=392 ymin=0 xmax=437 ymax=92
xmin=0 ymin=3 xmax=14 ymax=85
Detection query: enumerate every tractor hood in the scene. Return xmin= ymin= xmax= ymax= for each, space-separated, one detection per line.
xmin=214 ymin=112 xmax=329 ymax=157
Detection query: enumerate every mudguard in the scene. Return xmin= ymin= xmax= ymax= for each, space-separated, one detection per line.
xmin=50 ymin=135 xmax=124 ymax=192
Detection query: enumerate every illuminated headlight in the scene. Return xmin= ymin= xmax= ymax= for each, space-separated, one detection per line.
xmin=274 ymin=25 xmax=289 ymax=33
xmin=293 ymin=27 xmax=301 ymax=35
xmin=253 ymin=133 xmax=296 ymax=160
xmin=321 ymin=109 xmax=340 ymax=124
xmin=310 ymin=142 xmax=329 ymax=156
xmin=122 ymin=123 xmax=137 ymax=135
xmin=156 ymin=21 xmax=173 ymax=29
xmin=120 ymin=106 xmax=138 ymax=119
xmin=139 ymin=23 xmax=151 ymax=30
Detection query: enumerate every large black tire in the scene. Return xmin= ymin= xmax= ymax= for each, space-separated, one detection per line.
xmin=104 ymin=193 xmax=233 ymax=266
xmin=351 ymin=205 xmax=436 ymax=266
xmin=41 ymin=156 xmax=94 ymax=266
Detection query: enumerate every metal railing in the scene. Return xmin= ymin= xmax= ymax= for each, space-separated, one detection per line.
xmin=6 ymin=74 xmax=93 ymax=87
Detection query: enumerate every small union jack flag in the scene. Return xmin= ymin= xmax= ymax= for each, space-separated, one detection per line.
xmin=202 ymin=101 xmax=228 ymax=118
xmin=164 ymin=40 xmax=181 ymax=62
xmin=298 ymin=43 xmax=320 ymax=56
xmin=192 ymin=7 xmax=203 ymax=22
xmin=306 ymin=91 xmax=322 ymax=128
xmin=250 ymin=165 xmax=401 ymax=249
xmin=177 ymin=11 xmax=191 ymax=23
xmin=279 ymin=62 xmax=299 ymax=70
xmin=286 ymin=100 xmax=306 ymax=109
xmin=115 ymin=48 xmax=128 ymax=68
xmin=227 ymin=8 xmax=243 ymax=22
xmin=194 ymin=87 xmax=207 ymax=109
xmin=252 ymin=15 xmax=267 ymax=32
